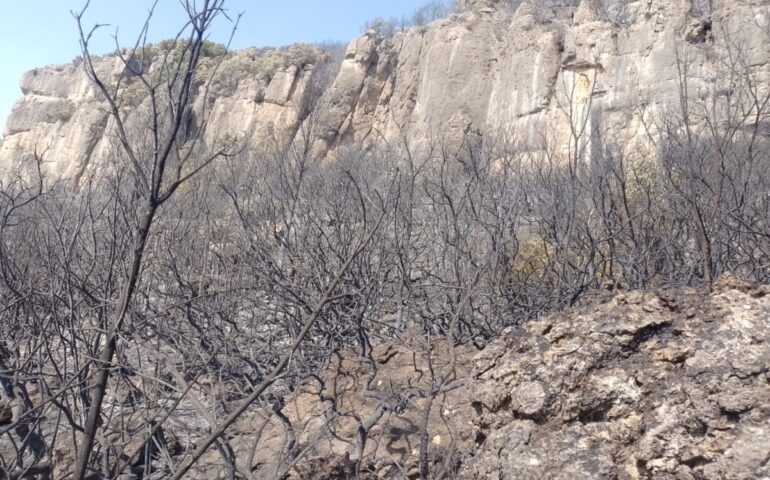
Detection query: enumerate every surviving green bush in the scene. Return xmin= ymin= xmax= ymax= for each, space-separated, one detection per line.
xmin=46 ymin=99 xmax=76 ymax=123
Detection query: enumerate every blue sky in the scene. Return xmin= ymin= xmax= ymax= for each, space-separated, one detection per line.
xmin=0 ymin=0 xmax=429 ymax=135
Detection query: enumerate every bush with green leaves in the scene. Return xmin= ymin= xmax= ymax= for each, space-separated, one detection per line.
xmin=361 ymin=0 xmax=457 ymax=37
xmin=46 ymin=99 xmax=76 ymax=123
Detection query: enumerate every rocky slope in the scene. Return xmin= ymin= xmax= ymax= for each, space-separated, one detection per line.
xmin=3 ymin=278 xmax=768 ymax=478
xmin=131 ymin=277 xmax=768 ymax=479
xmin=249 ymin=277 xmax=769 ymax=479
xmin=2 ymin=0 xmax=770 ymax=180
xmin=460 ymin=276 xmax=770 ymax=480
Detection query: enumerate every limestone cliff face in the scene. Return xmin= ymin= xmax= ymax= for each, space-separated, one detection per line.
xmin=0 ymin=45 xmax=325 ymax=180
xmin=2 ymin=0 xmax=770 ymax=179
xmin=311 ymin=0 xmax=770 ymax=157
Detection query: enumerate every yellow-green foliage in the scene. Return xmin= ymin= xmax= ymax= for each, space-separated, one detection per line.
xmin=219 ymin=44 xmax=322 ymax=81
xmin=151 ymin=40 xmax=321 ymax=82
xmin=153 ymin=39 xmax=228 ymax=60
xmin=213 ymin=132 xmax=238 ymax=151
xmin=113 ymin=41 xmax=324 ymax=100
xmin=47 ymin=100 xmax=76 ymax=123
xmin=120 ymin=80 xmax=148 ymax=108
xmin=511 ymin=237 xmax=553 ymax=277
xmin=152 ymin=39 xmax=227 ymax=82
xmin=621 ymin=142 xmax=661 ymax=208
xmin=86 ymin=40 xmax=326 ymax=113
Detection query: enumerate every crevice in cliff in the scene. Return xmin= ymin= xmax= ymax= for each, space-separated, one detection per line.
xmin=71 ymin=112 xmax=110 ymax=191
xmin=386 ymin=30 xmax=427 ymax=135
xmin=626 ymin=321 xmax=673 ymax=352
xmin=330 ymin=48 xmax=383 ymax=150
xmin=686 ymin=19 xmax=714 ymax=44
xmin=576 ymin=399 xmax=612 ymax=424
xmin=358 ymin=51 xmax=400 ymax=147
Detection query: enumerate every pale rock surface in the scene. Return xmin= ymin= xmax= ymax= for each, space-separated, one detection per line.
xmin=308 ymin=0 xmax=770 ymax=159
xmin=0 ymin=45 xmax=325 ymax=182
xmin=460 ymin=276 xmax=770 ymax=480
xmin=3 ymin=0 xmax=770 ymax=181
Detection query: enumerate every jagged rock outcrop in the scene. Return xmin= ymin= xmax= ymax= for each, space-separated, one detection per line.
xmin=178 ymin=278 xmax=768 ymax=479
xmin=3 ymin=0 xmax=770 ymax=181
xmin=460 ymin=277 xmax=770 ymax=479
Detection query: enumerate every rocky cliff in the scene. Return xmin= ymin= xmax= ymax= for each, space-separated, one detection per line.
xmin=0 ymin=44 xmax=327 ymax=180
xmin=2 ymin=0 xmax=770 ymax=180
